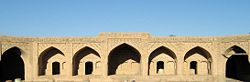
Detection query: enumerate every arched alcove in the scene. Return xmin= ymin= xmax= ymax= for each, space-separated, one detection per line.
xmin=38 ymin=47 xmax=64 ymax=76
xmin=108 ymin=43 xmax=141 ymax=75
xmin=225 ymin=45 xmax=250 ymax=81
xmin=184 ymin=46 xmax=212 ymax=75
xmin=72 ymin=47 xmax=100 ymax=76
xmin=0 ymin=47 xmax=25 ymax=81
xmin=148 ymin=46 xmax=176 ymax=75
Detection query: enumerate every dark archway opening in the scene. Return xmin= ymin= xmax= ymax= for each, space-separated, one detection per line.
xmin=157 ymin=61 xmax=164 ymax=73
xmin=85 ymin=62 xmax=93 ymax=75
xmin=226 ymin=55 xmax=250 ymax=81
xmin=0 ymin=47 xmax=25 ymax=81
xmin=108 ymin=43 xmax=141 ymax=75
xmin=52 ymin=62 xmax=60 ymax=75
xmin=190 ymin=61 xmax=197 ymax=75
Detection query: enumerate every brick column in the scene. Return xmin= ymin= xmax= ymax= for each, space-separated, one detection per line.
xmin=23 ymin=44 xmax=34 ymax=81
xmin=177 ymin=52 xmax=184 ymax=75
xmin=141 ymin=56 xmax=148 ymax=76
xmin=32 ymin=42 xmax=39 ymax=80
xmin=65 ymin=43 xmax=73 ymax=77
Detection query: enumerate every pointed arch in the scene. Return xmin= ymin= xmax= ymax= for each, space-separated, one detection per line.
xmin=149 ymin=46 xmax=177 ymax=61
xmin=183 ymin=46 xmax=212 ymax=75
xmin=38 ymin=46 xmax=64 ymax=76
xmin=184 ymin=46 xmax=212 ymax=61
xmin=0 ymin=47 xmax=25 ymax=81
xmin=225 ymin=45 xmax=247 ymax=57
xmin=148 ymin=46 xmax=177 ymax=75
xmin=109 ymin=43 xmax=141 ymax=57
xmin=73 ymin=46 xmax=100 ymax=59
xmin=108 ymin=43 xmax=141 ymax=75
xmin=72 ymin=46 xmax=100 ymax=76
xmin=2 ymin=46 xmax=23 ymax=56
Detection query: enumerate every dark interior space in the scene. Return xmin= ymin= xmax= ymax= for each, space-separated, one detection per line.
xmin=85 ymin=62 xmax=93 ymax=75
xmin=52 ymin=62 xmax=60 ymax=75
xmin=108 ymin=43 xmax=141 ymax=75
xmin=231 ymin=46 xmax=246 ymax=53
xmin=157 ymin=61 xmax=164 ymax=73
xmin=0 ymin=47 xmax=25 ymax=81
xmin=190 ymin=61 xmax=197 ymax=74
xmin=226 ymin=55 xmax=250 ymax=81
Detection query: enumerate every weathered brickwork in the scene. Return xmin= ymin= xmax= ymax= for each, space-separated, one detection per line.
xmin=0 ymin=32 xmax=250 ymax=82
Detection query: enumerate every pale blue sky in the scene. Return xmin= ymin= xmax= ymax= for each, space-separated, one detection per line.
xmin=0 ymin=0 xmax=250 ymax=36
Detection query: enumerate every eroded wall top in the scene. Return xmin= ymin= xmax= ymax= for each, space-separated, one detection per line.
xmin=0 ymin=33 xmax=250 ymax=43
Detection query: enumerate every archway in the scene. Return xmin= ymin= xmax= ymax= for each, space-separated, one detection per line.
xmin=108 ymin=43 xmax=141 ymax=75
xmin=157 ymin=61 xmax=164 ymax=74
xmin=225 ymin=46 xmax=250 ymax=81
xmin=184 ymin=46 xmax=212 ymax=75
xmin=190 ymin=61 xmax=197 ymax=75
xmin=72 ymin=47 xmax=100 ymax=76
xmin=0 ymin=47 xmax=25 ymax=81
xmin=52 ymin=62 xmax=60 ymax=75
xmin=148 ymin=46 xmax=176 ymax=75
xmin=38 ymin=47 xmax=64 ymax=76
xmin=85 ymin=62 xmax=93 ymax=75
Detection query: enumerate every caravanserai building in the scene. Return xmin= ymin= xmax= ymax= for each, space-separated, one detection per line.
xmin=0 ymin=32 xmax=250 ymax=82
